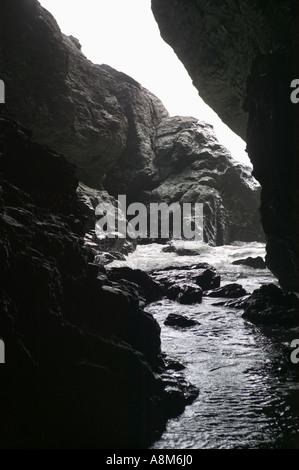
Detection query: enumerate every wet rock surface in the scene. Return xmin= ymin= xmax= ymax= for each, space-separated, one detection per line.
xmin=103 ymin=65 xmax=169 ymax=199
xmin=232 ymin=256 xmax=266 ymax=269
xmin=164 ymin=313 xmax=199 ymax=328
xmin=151 ymin=0 xmax=299 ymax=292
xmin=149 ymin=263 xmax=224 ymax=304
xmin=77 ymin=183 xmax=137 ymax=255
xmin=204 ymin=283 xmax=248 ymax=298
xmin=195 ymin=268 xmax=221 ymax=291
xmin=245 ymin=53 xmax=299 ymax=292
xmin=0 ymin=0 xmax=168 ymax=190
xmin=224 ymin=284 xmax=299 ymax=327
xmin=106 ymin=266 xmax=163 ymax=304
xmin=151 ymin=0 xmax=292 ymax=141
xmin=159 ymin=371 xmax=200 ymax=418
xmin=141 ymin=116 xmax=263 ymax=245
xmin=162 ymin=244 xmax=201 ymax=257
xmin=0 ymin=1 xmax=128 ymax=188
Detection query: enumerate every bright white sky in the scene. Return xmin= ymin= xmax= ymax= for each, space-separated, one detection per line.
xmin=39 ymin=0 xmax=251 ymax=166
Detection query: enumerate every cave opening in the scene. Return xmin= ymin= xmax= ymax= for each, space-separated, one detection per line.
xmin=0 ymin=0 xmax=299 ymax=451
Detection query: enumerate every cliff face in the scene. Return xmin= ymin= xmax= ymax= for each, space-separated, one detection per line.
xmin=0 ymin=0 xmax=168 ymax=189
xmin=0 ymin=108 xmax=167 ymax=448
xmin=151 ymin=0 xmax=292 ymax=141
xmin=0 ymin=0 xmax=263 ymax=245
xmin=151 ymin=0 xmax=299 ymax=291
xmin=102 ymin=65 xmax=169 ymax=198
xmin=141 ymin=116 xmax=263 ymax=245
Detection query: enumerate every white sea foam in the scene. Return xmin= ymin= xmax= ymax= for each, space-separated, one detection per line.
xmin=107 ymin=240 xmax=275 ymax=293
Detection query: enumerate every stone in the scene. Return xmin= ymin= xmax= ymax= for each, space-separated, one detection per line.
xmin=245 ymin=53 xmax=299 ymax=292
xmin=243 ymin=305 xmax=299 ymax=327
xmin=150 ymin=263 xmax=218 ymax=301
xmin=232 ymin=256 xmax=266 ymax=269
xmin=0 ymin=0 xmax=264 ymax=249
xmin=151 ymin=0 xmax=292 ymax=141
xmin=178 ymin=285 xmax=203 ymax=304
xmin=162 ymin=244 xmax=201 ymax=256
xmin=204 ymin=283 xmax=248 ymax=298
xmin=164 ymin=313 xmax=199 ymax=328
xmin=159 ymin=372 xmax=199 ymax=418
xmin=165 ymin=359 xmax=186 ymax=372
xmin=0 ymin=1 xmax=171 ymax=192
xmin=196 ymin=269 xmax=221 ymax=291
xmin=106 ymin=267 xmax=163 ymax=304
xmin=0 ymin=0 xmax=263 ymax=251
xmin=94 ymin=252 xmax=126 ymax=266
xmin=222 ymin=283 xmax=299 ymax=326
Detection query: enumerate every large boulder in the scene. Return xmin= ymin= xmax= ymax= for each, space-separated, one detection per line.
xmin=141 ymin=116 xmax=263 ymax=244
xmin=150 ymin=262 xmax=220 ymax=302
xmin=226 ymin=284 xmax=299 ymax=327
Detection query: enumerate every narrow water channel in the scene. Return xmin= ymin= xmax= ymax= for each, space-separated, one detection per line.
xmin=110 ymin=241 xmax=299 ymax=449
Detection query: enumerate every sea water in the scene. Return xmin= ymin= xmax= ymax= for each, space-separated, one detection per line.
xmin=108 ymin=241 xmax=299 ymax=449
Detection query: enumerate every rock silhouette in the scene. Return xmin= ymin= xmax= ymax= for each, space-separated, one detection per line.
xmin=151 ymin=0 xmax=299 ymax=292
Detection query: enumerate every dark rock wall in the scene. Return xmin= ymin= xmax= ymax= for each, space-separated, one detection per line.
xmin=103 ymin=65 xmax=169 ymax=199
xmin=0 ymin=0 xmax=169 ymax=190
xmin=0 ymin=109 xmax=167 ymax=448
xmin=151 ymin=0 xmax=299 ymax=291
xmin=151 ymin=0 xmax=292 ymax=141
xmin=245 ymin=53 xmax=299 ymax=291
